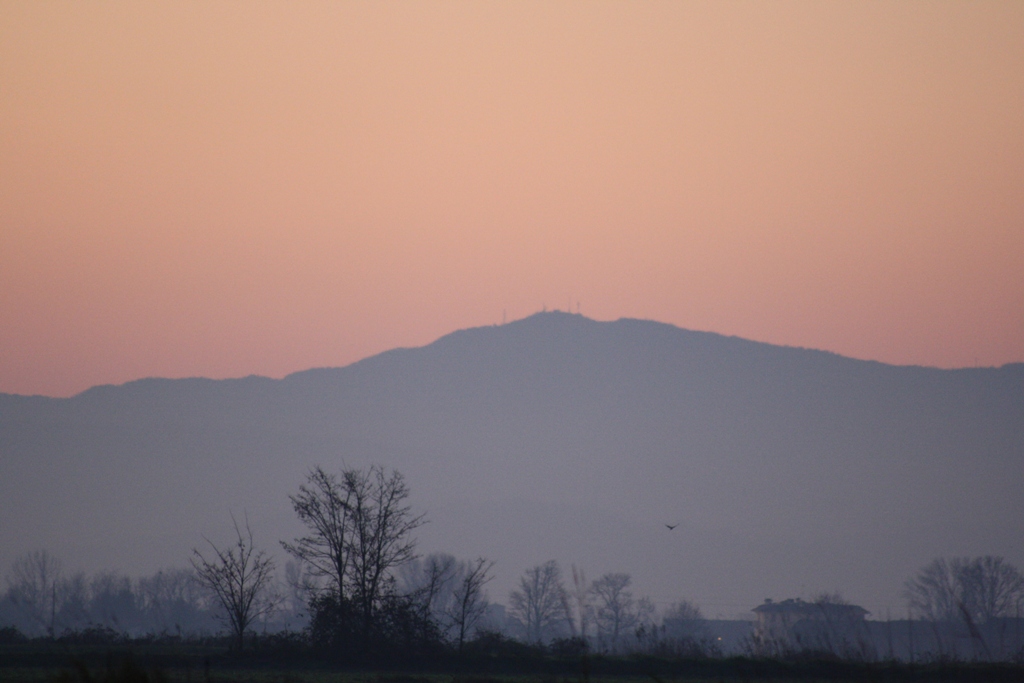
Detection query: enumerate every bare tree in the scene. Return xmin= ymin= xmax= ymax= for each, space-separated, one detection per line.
xmin=398 ymin=553 xmax=493 ymax=649
xmin=6 ymin=550 xmax=63 ymax=637
xmin=959 ymin=556 xmax=1024 ymax=623
xmin=55 ymin=571 xmax=91 ymax=634
xmin=89 ymin=572 xmax=140 ymax=633
xmin=345 ymin=466 xmax=425 ymax=638
xmin=446 ymin=557 xmax=495 ymax=652
xmin=905 ymin=556 xmax=1024 ymax=625
xmin=284 ymin=463 xmax=423 ymax=639
xmin=509 ymin=560 xmax=569 ymax=644
xmin=282 ymin=466 xmax=354 ymax=600
xmin=136 ymin=568 xmax=211 ymax=635
xmin=281 ymin=559 xmax=317 ymax=627
xmin=191 ymin=516 xmax=278 ymax=650
xmin=905 ymin=558 xmax=962 ymax=622
xmin=399 ymin=552 xmax=458 ymax=626
xmin=590 ymin=572 xmax=638 ymax=652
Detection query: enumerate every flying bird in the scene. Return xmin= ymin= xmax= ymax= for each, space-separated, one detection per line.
xmin=665 ymin=524 xmax=678 ymax=530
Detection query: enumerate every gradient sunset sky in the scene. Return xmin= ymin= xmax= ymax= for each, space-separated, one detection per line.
xmin=2 ymin=1 xmax=1022 ymax=397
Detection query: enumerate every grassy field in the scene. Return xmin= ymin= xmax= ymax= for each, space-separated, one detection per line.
xmin=0 ymin=672 xmax=914 ymax=683
xmin=0 ymin=670 xmax=703 ymax=683
xmin=3 ymin=642 xmax=1024 ymax=683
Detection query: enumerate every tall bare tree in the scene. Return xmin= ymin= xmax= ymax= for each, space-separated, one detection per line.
xmin=509 ymin=560 xmax=569 ymax=644
xmin=191 ymin=516 xmax=278 ymax=650
xmin=345 ymin=466 xmax=425 ymax=638
xmin=282 ymin=466 xmax=354 ymax=600
xmin=447 ymin=557 xmax=495 ymax=652
xmin=590 ymin=572 xmax=638 ymax=652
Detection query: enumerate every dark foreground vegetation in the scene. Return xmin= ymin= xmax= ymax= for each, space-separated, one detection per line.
xmin=2 ymin=629 xmax=1024 ymax=683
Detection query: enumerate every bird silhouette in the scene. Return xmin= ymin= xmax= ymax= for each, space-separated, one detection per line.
xmin=665 ymin=524 xmax=678 ymax=530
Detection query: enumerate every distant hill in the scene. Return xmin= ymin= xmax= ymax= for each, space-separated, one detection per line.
xmin=1 ymin=312 xmax=1021 ymax=618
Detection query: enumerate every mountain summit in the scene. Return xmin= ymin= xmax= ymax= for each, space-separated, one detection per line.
xmin=2 ymin=313 xmax=1021 ymax=616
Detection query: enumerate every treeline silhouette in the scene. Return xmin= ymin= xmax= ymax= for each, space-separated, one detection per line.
xmin=3 ymin=465 xmax=1023 ymax=676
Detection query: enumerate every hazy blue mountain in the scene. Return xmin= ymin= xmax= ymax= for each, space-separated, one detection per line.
xmin=2 ymin=312 xmax=1021 ymax=618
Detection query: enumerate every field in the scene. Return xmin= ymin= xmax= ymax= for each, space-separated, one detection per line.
xmin=3 ymin=641 xmax=1024 ymax=683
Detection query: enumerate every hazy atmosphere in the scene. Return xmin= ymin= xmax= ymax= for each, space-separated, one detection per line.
xmin=2 ymin=0 xmax=1024 ymax=671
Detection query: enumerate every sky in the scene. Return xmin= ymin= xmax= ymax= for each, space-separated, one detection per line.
xmin=2 ymin=1 xmax=1023 ymax=398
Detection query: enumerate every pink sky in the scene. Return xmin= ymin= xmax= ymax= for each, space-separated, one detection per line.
xmin=2 ymin=1 xmax=1022 ymax=397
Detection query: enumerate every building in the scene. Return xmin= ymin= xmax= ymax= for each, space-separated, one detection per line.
xmin=751 ymin=598 xmax=870 ymax=656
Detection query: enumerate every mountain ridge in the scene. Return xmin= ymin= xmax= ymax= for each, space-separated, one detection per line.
xmin=1 ymin=312 xmax=1021 ymax=619
xmin=5 ymin=313 xmax=1020 ymax=405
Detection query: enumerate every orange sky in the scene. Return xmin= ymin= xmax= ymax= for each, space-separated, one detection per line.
xmin=2 ymin=1 xmax=1022 ymax=397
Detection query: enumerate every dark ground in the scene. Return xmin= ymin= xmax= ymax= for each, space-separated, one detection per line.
xmin=2 ymin=639 xmax=1023 ymax=683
